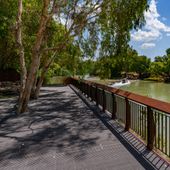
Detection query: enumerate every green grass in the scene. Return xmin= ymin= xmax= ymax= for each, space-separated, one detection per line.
xmin=144 ymin=77 xmax=163 ymax=82
xmin=88 ymin=78 xmax=119 ymax=85
xmin=45 ymin=76 xmax=67 ymax=85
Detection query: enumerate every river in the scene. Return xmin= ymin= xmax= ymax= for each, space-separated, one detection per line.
xmin=119 ymin=80 xmax=170 ymax=103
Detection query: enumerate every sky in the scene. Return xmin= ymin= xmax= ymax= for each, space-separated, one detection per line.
xmin=130 ymin=0 xmax=170 ymax=60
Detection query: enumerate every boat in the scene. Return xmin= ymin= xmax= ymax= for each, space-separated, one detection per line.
xmin=110 ymin=79 xmax=131 ymax=88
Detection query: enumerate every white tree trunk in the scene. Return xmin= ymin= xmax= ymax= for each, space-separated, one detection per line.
xmin=16 ymin=0 xmax=27 ymax=103
xmin=17 ymin=0 xmax=51 ymax=113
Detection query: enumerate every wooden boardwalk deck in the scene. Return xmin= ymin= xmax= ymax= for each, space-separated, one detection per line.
xmin=0 ymin=86 xmax=169 ymax=170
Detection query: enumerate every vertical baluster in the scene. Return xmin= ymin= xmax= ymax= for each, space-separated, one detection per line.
xmin=158 ymin=113 xmax=160 ymax=150
xmin=161 ymin=113 xmax=164 ymax=152
xmin=95 ymin=86 xmax=98 ymax=106
xmin=87 ymin=83 xmax=89 ymax=97
xmin=85 ymin=83 xmax=87 ymax=97
xmin=154 ymin=111 xmax=157 ymax=148
xmin=82 ymin=82 xmax=84 ymax=94
xmin=147 ymin=106 xmax=156 ymax=150
xmin=139 ymin=105 xmax=142 ymax=136
xmin=125 ymin=98 xmax=131 ymax=131
xmin=102 ymin=89 xmax=106 ymax=112
xmin=145 ymin=107 xmax=147 ymax=140
xmin=169 ymin=118 xmax=170 ymax=157
xmin=112 ymin=93 xmax=116 ymax=119
xmin=90 ymin=85 xmax=92 ymax=101
xmin=165 ymin=115 xmax=167 ymax=155
xmin=156 ymin=112 xmax=159 ymax=149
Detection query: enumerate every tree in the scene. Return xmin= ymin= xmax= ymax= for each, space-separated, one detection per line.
xmin=0 ymin=0 xmax=19 ymax=70
xmin=130 ymin=55 xmax=150 ymax=78
xmin=10 ymin=0 xmax=148 ymax=113
xmin=16 ymin=0 xmax=104 ymax=113
xmin=166 ymin=48 xmax=170 ymax=56
xmin=149 ymin=48 xmax=170 ymax=82
xmin=98 ymin=0 xmax=147 ymax=57
xmin=149 ymin=62 xmax=164 ymax=77
xmin=16 ymin=0 xmax=27 ymax=104
xmin=16 ymin=0 xmax=52 ymax=113
xmin=154 ymin=56 xmax=163 ymax=62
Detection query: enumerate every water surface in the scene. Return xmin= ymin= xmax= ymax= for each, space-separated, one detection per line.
xmin=119 ymin=80 xmax=170 ymax=103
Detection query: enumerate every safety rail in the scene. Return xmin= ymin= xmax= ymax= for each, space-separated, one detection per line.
xmin=68 ymin=78 xmax=170 ymax=158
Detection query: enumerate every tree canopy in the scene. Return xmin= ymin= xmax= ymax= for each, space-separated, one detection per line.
xmin=0 ymin=0 xmax=149 ymax=113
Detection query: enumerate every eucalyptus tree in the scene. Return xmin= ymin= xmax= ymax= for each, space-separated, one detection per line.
xmin=0 ymin=0 xmax=18 ymax=70
xmin=98 ymin=0 xmax=148 ymax=70
xmin=14 ymin=0 xmax=148 ymax=113
xmin=15 ymin=0 xmax=104 ymax=113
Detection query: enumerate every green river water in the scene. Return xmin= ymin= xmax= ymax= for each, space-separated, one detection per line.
xmin=119 ymin=80 xmax=170 ymax=103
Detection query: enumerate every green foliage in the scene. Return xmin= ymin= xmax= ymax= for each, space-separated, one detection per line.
xmin=166 ymin=48 xmax=170 ymax=56
xmin=0 ymin=0 xmax=19 ymax=70
xmin=98 ymin=0 xmax=148 ymax=57
xmin=150 ymin=48 xmax=170 ymax=82
xmin=77 ymin=59 xmax=96 ymax=78
xmin=149 ymin=62 xmax=164 ymax=77
xmin=94 ymin=57 xmax=112 ymax=79
xmin=0 ymin=0 xmax=148 ymax=81
xmin=130 ymin=55 xmax=151 ymax=74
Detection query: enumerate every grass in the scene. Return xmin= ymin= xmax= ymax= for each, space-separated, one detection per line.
xmin=87 ymin=78 xmax=121 ymax=85
xmin=144 ymin=77 xmax=164 ymax=82
xmin=44 ymin=76 xmax=68 ymax=85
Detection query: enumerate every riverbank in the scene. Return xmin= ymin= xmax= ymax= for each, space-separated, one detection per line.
xmin=82 ymin=78 xmax=170 ymax=103
xmin=144 ymin=77 xmax=164 ymax=82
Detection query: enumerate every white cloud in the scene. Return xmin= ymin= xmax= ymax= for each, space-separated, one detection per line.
xmin=141 ymin=43 xmax=156 ymax=49
xmin=131 ymin=0 xmax=170 ymax=43
xmin=131 ymin=29 xmax=160 ymax=42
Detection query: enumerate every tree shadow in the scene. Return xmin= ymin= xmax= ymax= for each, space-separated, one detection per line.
xmin=0 ymin=86 xmax=109 ymax=166
xmin=71 ymin=85 xmax=170 ymax=170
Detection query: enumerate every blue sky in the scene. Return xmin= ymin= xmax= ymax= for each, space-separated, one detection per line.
xmin=130 ymin=0 xmax=170 ymax=60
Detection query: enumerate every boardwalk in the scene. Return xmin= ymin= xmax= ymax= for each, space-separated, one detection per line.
xmin=0 ymin=86 xmax=169 ymax=170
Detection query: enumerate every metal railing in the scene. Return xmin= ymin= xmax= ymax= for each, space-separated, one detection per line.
xmin=68 ymin=78 xmax=170 ymax=158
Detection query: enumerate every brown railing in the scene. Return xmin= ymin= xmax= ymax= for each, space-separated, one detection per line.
xmin=68 ymin=78 xmax=170 ymax=158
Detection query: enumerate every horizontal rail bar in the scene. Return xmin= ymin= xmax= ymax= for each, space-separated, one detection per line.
xmin=69 ymin=78 xmax=170 ymax=114
xmin=68 ymin=77 xmax=170 ymax=157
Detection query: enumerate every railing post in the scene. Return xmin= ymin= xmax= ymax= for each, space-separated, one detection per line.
xmin=87 ymin=84 xmax=90 ymax=98
xmin=83 ymin=83 xmax=85 ymax=94
xmin=84 ymin=83 xmax=87 ymax=96
xmin=102 ymin=89 xmax=106 ymax=112
xmin=95 ymin=86 xmax=98 ymax=106
xmin=112 ymin=93 xmax=116 ymax=119
xmin=80 ymin=81 xmax=82 ymax=92
xmin=81 ymin=82 xmax=84 ymax=93
xmin=85 ymin=83 xmax=88 ymax=97
xmin=125 ymin=97 xmax=131 ymax=131
xmin=86 ymin=83 xmax=88 ymax=97
xmin=90 ymin=85 xmax=93 ymax=101
xmin=147 ymin=106 xmax=156 ymax=150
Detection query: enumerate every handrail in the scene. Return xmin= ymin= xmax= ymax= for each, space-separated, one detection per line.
xmin=68 ymin=77 xmax=170 ymax=158
xmin=70 ymin=78 xmax=170 ymax=114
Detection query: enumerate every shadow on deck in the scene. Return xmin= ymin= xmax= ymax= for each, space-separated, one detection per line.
xmin=0 ymin=86 xmax=169 ymax=170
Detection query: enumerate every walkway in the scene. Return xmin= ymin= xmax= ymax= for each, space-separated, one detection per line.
xmin=0 ymin=86 xmax=169 ymax=170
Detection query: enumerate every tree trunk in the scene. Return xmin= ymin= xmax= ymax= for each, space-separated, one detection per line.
xmin=17 ymin=0 xmax=51 ymax=113
xmin=33 ymin=68 xmax=46 ymax=99
xmin=16 ymin=0 xmax=27 ymax=102
xmin=32 ymin=58 xmax=52 ymax=99
xmin=30 ymin=73 xmax=38 ymax=99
